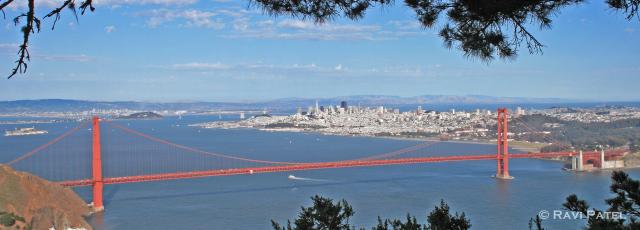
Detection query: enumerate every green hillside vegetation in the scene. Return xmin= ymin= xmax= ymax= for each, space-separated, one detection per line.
xmin=512 ymin=115 xmax=640 ymax=151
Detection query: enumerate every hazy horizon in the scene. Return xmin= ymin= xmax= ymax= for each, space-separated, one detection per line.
xmin=1 ymin=94 xmax=639 ymax=104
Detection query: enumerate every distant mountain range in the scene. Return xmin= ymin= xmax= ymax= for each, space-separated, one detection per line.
xmin=270 ymin=95 xmax=577 ymax=106
xmin=0 ymin=95 xmax=586 ymax=113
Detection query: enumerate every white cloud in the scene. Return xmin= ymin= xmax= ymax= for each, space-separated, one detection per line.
xmin=223 ymin=18 xmax=423 ymax=41
xmin=105 ymin=25 xmax=116 ymax=33
xmin=0 ymin=43 xmax=19 ymax=52
xmin=182 ymin=10 xmax=224 ymax=28
xmin=387 ymin=20 xmax=421 ymax=30
xmin=232 ymin=17 xmax=250 ymax=31
xmin=164 ymin=62 xmax=433 ymax=78
xmin=4 ymin=0 xmax=196 ymax=9
xmin=214 ymin=9 xmax=249 ymax=18
xmin=92 ymin=0 xmax=197 ymax=6
xmin=0 ymin=43 xmax=92 ymax=62
xmin=135 ymin=8 xmax=426 ymax=41
xmin=257 ymin=20 xmax=274 ymax=27
xmin=276 ymin=19 xmax=380 ymax=33
xmin=624 ymin=27 xmax=635 ymax=33
xmin=37 ymin=54 xmax=93 ymax=62
xmin=139 ymin=9 xmax=239 ymax=29
xmin=172 ymin=62 xmax=231 ymax=70
xmin=278 ymin=19 xmax=314 ymax=30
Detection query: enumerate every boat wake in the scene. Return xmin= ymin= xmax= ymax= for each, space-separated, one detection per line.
xmin=288 ymin=175 xmax=332 ymax=182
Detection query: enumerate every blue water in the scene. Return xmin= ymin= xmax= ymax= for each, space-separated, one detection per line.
xmin=1 ymin=115 xmax=638 ymax=230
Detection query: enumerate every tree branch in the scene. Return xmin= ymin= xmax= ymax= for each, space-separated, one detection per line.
xmin=8 ymin=0 xmax=39 ymax=79
xmin=44 ymin=0 xmax=77 ymax=30
xmin=0 ymin=0 xmax=14 ymax=11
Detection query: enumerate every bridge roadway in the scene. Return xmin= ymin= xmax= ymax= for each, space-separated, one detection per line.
xmin=59 ymin=151 xmax=621 ymax=187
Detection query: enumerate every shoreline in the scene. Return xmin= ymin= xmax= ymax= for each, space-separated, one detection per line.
xmin=199 ymin=125 xmax=542 ymax=153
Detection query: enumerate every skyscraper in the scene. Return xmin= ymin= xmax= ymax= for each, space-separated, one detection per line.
xmin=340 ymin=101 xmax=347 ymax=109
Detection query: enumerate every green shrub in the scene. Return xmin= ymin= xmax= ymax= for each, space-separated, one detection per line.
xmin=0 ymin=213 xmax=16 ymax=227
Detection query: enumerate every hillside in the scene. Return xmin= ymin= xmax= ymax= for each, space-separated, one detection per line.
xmin=0 ymin=165 xmax=92 ymax=230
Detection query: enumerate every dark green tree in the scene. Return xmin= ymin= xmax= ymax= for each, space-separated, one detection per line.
xmin=630 ymin=139 xmax=640 ymax=153
xmin=0 ymin=213 xmax=16 ymax=227
xmin=253 ymin=0 xmax=639 ymax=61
xmin=2 ymin=0 xmax=640 ymax=78
xmin=535 ymin=171 xmax=640 ymax=229
xmin=373 ymin=214 xmax=424 ymax=230
xmin=528 ymin=215 xmax=545 ymax=230
xmin=425 ymin=200 xmax=471 ymax=230
xmin=271 ymin=195 xmax=355 ymax=230
xmin=372 ymin=217 xmax=393 ymax=230
xmin=390 ymin=214 xmax=422 ymax=230
xmin=0 ymin=212 xmax=24 ymax=228
xmin=372 ymin=214 xmax=424 ymax=230
xmin=274 ymin=196 xmax=470 ymax=230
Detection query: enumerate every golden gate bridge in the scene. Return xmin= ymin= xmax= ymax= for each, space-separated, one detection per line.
xmin=4 ymin=108 xmax=624 ymax=212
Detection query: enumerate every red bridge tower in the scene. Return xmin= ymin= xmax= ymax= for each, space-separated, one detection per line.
xmin=92 ymin=116 xmax=105 ymax=211
xmin=495 ymin=108 xmax=513 ymax=179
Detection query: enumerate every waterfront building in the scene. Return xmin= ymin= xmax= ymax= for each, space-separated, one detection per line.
xmin=516 ymin=107 xmax=525 ymax=116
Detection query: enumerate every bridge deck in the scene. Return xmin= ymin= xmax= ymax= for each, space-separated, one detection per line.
xmin=59 ymin=151 xmax=621 ymax=187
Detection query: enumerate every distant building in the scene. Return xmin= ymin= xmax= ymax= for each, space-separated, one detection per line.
xmin=340 ymin=101 xmax=348 ymax=109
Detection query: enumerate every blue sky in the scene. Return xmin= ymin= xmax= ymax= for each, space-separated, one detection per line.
xmin=0 ymin=0 xmax=638 ymax=102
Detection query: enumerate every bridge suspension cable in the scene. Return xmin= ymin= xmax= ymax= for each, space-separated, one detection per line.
xmin=352 ymin=141 xmax=438 ymax=161
xmin=106 ymin=120 xmax=443 ymax=165
xmin=106 ymin=121 xmax=305 ymax=165
xmin=7 ymin=121 xmax=90 ymax=165
xmin=510 ymin=116 xmax=560 ymax=144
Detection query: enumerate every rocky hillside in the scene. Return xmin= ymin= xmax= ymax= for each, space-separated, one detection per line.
xmin=0 ymin=165 xmax=92 ymax=230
